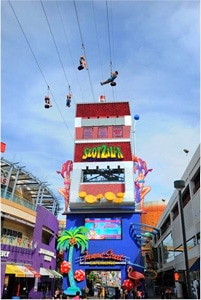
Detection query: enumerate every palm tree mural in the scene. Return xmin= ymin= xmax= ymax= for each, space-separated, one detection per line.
xmin=57 ymin=226 xmax=89 ymax=295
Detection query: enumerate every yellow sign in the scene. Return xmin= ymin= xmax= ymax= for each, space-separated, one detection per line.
xmin=82 ymin=145 xmax=124 ymax=160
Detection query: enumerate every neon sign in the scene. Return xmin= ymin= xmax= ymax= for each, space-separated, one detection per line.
xmin=77 ymin=249 xmax=128 ymax=265
xmin=82 ymin=145 xmax=124 ymax=160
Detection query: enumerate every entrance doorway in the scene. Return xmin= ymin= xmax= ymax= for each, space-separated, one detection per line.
xmin=86 ymin=269 xmax=121 ymax=298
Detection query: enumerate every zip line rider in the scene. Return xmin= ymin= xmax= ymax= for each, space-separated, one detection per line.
xmin=78 ymin=55 xmax=88 ymax=70
xmin=66 ymin=94 xmax=72 ymax=107
xmin=100 ymin=71 xmax=118 ymax=86
xmin=44 ymin=96 xmax=52 ymax=108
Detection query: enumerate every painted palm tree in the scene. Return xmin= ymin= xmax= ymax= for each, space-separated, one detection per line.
xmin=57 ymin=226 xmax=89 ymax=295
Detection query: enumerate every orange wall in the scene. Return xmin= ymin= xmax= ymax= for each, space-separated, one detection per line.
xmin=141 ymin=203 xmax=166 ymax=228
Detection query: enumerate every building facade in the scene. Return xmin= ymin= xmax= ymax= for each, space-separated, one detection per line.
xmin=1 ymin=158 xmax=62 ymax=299
xmin=154 ymin=144 xmax=200 ymax=298
xmin=59 ymin=101 xmax=153 ymax=297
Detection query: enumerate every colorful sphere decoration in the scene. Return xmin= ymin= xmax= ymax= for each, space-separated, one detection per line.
xmin=74 ymin=269 xmax=85 ymax=281
xmin=122 ymin=279 xmax=134 ymax=291
xmin=60 ymin=261 xmax=71 ymax=274
xmin=134 ymin=114 xmax=140 ymax=121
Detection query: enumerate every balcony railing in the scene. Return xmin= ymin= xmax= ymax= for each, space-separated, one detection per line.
xmin=1 ymin=189 xmax=36 ymax=211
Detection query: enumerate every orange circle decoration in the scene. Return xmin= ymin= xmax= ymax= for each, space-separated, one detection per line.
xmin=105 ymin=192 xmax=115 ymax=201
xmin=117 ymin=192 xmax=124 ymax=198
xmin=78 ymin=191 xmax=87 ymax=199
xmin=113 ymin=197 xmax=123 ymax=204
xmin=96 ymin=193 xmax=103 ymax=200
xmin=85 ymin=195 xmax=96 ymax=204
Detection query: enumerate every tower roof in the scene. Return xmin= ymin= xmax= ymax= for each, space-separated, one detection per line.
xmin=76 ymin=102 xmax=131 ymax=118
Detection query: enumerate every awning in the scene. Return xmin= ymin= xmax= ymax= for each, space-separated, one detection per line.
xmin=17 ymin=265 xmax=35 ymax=277
xmin=5 ymin=264 xmax=26 ymax=277
xmin=47 ymin=269 xmax=63 ymax=278
xmin=40 ymin=267 xmax=54 ymax=278
xmin=190 ymin=257 xmax=200 ymax=272
xmin=25 ymin=265 xmax=41 ymax=278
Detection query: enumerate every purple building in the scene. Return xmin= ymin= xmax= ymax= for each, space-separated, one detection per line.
xmin=1 ymin=158 xmax=62 ymax=299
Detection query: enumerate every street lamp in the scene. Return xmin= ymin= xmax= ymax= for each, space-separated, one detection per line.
xmin=133 ymin=114 xmax=140 ymax=156
xmin=174 ymin=180 xmax=192 ymax=299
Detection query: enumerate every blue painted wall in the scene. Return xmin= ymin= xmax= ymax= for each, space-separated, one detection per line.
xmin=63 ymin=212 xmax=141 ymax=291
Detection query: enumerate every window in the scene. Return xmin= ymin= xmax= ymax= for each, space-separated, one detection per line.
xmin=42 ymin=226 xmax=54 ymax=245
xmin=182 ymin=186 xmax=190 ymax=207
xmin=161 ymin=216 xmax=170 ymax=235
xmin=82 ymin=167 xmax=125 ymax=183
xmin=162 ymin=233 xmax=174 ymax=263
xmin=174 ymin=245 xmax=183 ymax=257
xmin=172 ymin=204 xmax=179 ymax=221
xmin=192 ymin=169 xmax=200 ymax=194
xmin=186 ymin=236 xmax=196 ymax=249
xmin=98 ymin=127 xmax=108 ymax=138
xmin=113 ymin=126 xmax=123 ymax=138
xmin=197 ymin=232 xmax=200 ymax=244
xmin=83 ymin=127 xmax=93 ymax=139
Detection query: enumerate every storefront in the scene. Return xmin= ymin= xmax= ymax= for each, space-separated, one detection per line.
xmin=60 ymin=213 xmax=143 ymax=296
xmin=1 ymin=205 xmax=62 ymax=299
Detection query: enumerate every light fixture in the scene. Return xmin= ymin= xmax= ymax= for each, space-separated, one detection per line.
xmin=174 ymin=180 xmax=192 ymax=299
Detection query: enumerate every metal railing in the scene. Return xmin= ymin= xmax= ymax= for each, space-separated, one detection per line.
xmin=1 ymin=188 xmax=36 ymax=211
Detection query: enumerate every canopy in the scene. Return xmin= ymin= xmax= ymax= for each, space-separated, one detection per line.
xmin=5 ymin=265 xmax=26 ymax=277
xmin=17 ymin=265 xmax=35 ymax=277
xmin=47 ymin=269 xmax=63 ymax=278
xmin=25 ymin=265 xmax=41 ymax=278
xmin=40 ymin=268 xmax=54 ymax=278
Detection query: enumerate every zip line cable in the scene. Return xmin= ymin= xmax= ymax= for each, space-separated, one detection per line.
xmin=40 ymin=0 xmax=71 ymax=89
xmin=109 ymin=2 xmax=117 ymax=102
xmin=8 ymin=0 xmax=48 ymax=87
xmin=91 ymin=0 xmax=104 ymax=83
xmin=73 ymin=0 xmax=96 ymax=103
xmin=106 ymin=0 xmax=113 ymax=72
xmin=106 ymin=0 xmax=116 ymax=102
xmin=8 ymin=0 xmax=74 ymax=141
xmin=55 ymin=0 xmax=86 ymax=104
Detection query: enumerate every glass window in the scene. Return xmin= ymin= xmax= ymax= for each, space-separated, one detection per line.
xmin=83 ymin=127 xmax=93 ymax=139
xmin=98 ymin=127 xmax=108 ymax=138
xmin=161 ymin=216 xmax=171 ymax=235
xmin=197 ymin=232 xmax=200 ymax=244
xmin=82 ymin=167 xmax=125 ymax=183
xmin=187 ymin=236 xmax=197 ymax=249
xmin=174 ymin=245 xmax=183 ymax=257
xmin=113 ymin=126 xmax=123 ymax=138
xmin=172 ymin=203 xmax=179 ymax=221
xmin=182 ymin=186 xmax=190 ymax=207
xmin=162 ymin=233 xmax=174 ymax=263
xmin=192 ymin=169 xmax=200 ymax=194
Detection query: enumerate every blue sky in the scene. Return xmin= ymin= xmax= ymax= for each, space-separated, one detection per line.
xmin=1 ymin=0 xmax=200 ymax=217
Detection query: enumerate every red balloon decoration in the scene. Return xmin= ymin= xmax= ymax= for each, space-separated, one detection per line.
xmin=122 ymin=279 xmax=134 ymax=291
xmin=60 ymin=261 xmax=71 ymax=274
xmin=74 ymin=269 xmax=85 ymax=281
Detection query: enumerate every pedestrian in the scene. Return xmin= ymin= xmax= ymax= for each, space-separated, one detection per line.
xmin=54 ymin=287 xmax=61 ymax=299
xmin=73 ymin=291 xmax=81 ymax=299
